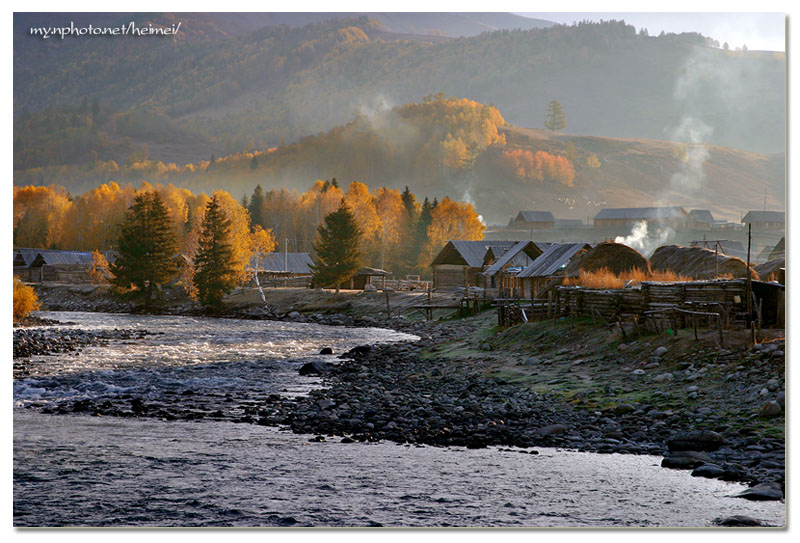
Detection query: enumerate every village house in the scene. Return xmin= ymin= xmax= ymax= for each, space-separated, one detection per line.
xmin=593 ymin=206 xmax=689 ymax=229
xmin=431 ymin=240 xmax=519 ymax=290
xmin=741 ymin=211 xmax=785 ymax=231
xmin=510 ymin=211 xmax=555 ymax=229
xmin=248 ymin=251 xmax=314 ymax=286
xmin=14 ymin=248 xmax=116 ymax=284
xmin=688 ymin=209 xmax=715 ymax=230
xmin=515 ymin=242 xmax=592 ymax=298
xmin=350 ymin=267 xmax=390 ymax=290
xmin=480 ymin=240 xmax=547 ymax=291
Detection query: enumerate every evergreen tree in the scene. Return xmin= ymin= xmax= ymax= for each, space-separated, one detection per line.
xmin=193 ymin=195 xmax=238 ymax=311
xmin=413 ymin=197 xmax=434 ymax=275
xmin=249 ymin=155 xmax=259 ymax=170
xmin=544 ymin=100 xmax=567 ymax=132
xmin=248 ymin=184 xmax=265 ymax=230
xmin=312 ymin=201 xmax=362 ymax=293
xmin=110 ymin=191 xmax=178 ymax=308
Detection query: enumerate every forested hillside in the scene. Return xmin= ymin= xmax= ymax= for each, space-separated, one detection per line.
xmin=15 ymin=15 xmax=785 ymax=169
xmin=14 ymin=95 xmax=784 ymax=224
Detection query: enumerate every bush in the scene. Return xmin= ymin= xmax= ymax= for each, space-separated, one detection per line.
xmin=13 ymin=277 xmax=40 ymax=322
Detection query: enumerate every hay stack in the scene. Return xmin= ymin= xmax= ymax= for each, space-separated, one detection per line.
xmin=563 ymin=241 xmax=650 ymax=277
xmin=650 ymin=245 xmax=757 ymax=280
xmin=755 ymin=258 xmax=785 ymax=281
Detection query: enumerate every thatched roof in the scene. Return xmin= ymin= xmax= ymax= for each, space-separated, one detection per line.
xmin=563 ymin=241 xmax=650 ymax=277
xmin=650 ymin=245 xmax=757 ymax=280
xmin=754 ymin=258 xmax=785 ymax=280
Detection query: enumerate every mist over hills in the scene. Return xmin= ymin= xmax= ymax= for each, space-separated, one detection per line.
xmin=13 ymin=13 xmax=785 ymax=225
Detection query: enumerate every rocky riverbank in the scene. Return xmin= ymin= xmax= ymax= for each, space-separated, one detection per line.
xmin=24 ymin=284 xmax=784 ymax=500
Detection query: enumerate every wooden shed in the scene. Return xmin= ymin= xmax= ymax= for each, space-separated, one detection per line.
xmin=350 ymin=267 xmax=390 ymax=290
xmin=516 ymin=243 xmax=592 ymax=298
xmin=18 ymin=249 xmax=117 ymax=284
xmin=431 ymin=240 xmax=518 ymax=290
xmin=512 ymin=211 xmax=555 ymax=229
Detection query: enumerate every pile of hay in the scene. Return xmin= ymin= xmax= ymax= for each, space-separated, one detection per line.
xmin=563 ymin=241 xmax=650 ymax=277
xmin=755 ymin=258 xmax=785 ymax=281
xmin=650 ymin=245 xmax=757 ymax=280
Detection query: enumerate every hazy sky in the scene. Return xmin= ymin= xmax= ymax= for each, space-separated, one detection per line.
xmin=517 ymin=12 xmax=786 ymax=52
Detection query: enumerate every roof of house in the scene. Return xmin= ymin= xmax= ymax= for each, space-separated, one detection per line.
xmin=30 ymin=250 xmax=96 ymax=266
xmin=516 ymin=210 xmax=555 ymax=223
xmin=432 ymin=240 xmax=519 ymax=268
xmin=594 ymin=207 xmax=688 ymax=220
xmin=689 ymin=209 xmax=715 ymax=223
xmin=249 ymin=252 xmax=313 ymax=274
xmin=516 ymin=243 xmax=592 ymax=278
xmin=483 ymin=241 xmax=544 ymax=277
xmin=356 ymin=266 xmax=390 ymax=276
xmin=742 ymin=211 xmax=785 ymax=223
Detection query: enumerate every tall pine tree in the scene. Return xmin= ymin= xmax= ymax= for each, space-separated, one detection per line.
xmin=312 ymin=201 xmax=362 ymax=293
xmin=110 ymin=191 xmax=178 ymax=308
xmin=248 ymin=184 xmax=265 ymax=230
xmin=413 ymin=197 xmax=434 ymax=275
xmin=193 ymin=195 xmax=238 ymax=311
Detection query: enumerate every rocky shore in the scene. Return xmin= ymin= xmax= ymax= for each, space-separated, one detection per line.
xmin=22 ymin=285 xmax=785 ymax=502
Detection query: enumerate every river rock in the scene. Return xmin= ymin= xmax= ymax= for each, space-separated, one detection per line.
xmin=661 ymin=451 xmax=712 ymax=470
xmin=535 ymin=424 xmax=568 ymax=436
xmin=653 ymin=373 xmax=674 ymax=383
xmin=714 ymin=516 xmax=765 ymax=527
xmin=299 ymin=361 xmax=333 ymax=376
xmin=614 ymin=404 xmax=635 ymax=415
xmin=319 ymin=347 xmax=334 ymax=355
xmin=759 ymin=401 xmax=782 ymax=417
xmin=735 ymin=482 xmax=784 ymax=501
xmin=776 ymin=391 xmax=785 ymax=408
xmin=666 ymin=430 xmax=724 ymax=452
xmin=654 ymin=346 xmax=668 ymax=357
xmin=691 ymin=463 xmax=726 ymax=479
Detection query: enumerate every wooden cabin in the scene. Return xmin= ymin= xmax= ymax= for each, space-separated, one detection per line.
xmin=515 ymin=243 xmax=592 ymax=298
xmin=593 ymin=207 xmax=688 ymax=229
xmin=431 ymin=240 xmax=518 ymax=290
xmin=481 ymin=240 xmax=547 ymax=293
xmin=511 ymin=211 xmax=555 ymax=229
xmin=742 ymin=211 xmax=785 ymax=231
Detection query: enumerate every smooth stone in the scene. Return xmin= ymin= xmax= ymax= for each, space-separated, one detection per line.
xmin=667 ymin=430 xmax=724 ymax=452
xmin=736 ymin=482 xmax=784 ymax=501
xmin=714 ymin=516 xmax=765 ymax=527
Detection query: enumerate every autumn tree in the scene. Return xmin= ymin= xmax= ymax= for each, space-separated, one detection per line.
xmin=13 ymin=185 xmax=72 ymax=249
xmin=193 ymin=195 xmax=238 ymax=311
xmin=544 ymin=100 xmax=566 ymax=132
xmin=312 ymin=201 xmax=362 ymax=293
xmin=421 ymin=197 xmax=485 ymax=268
xmin=110 ymin=191 xmax=178 ymax=308
xmin=13 ymin=277 xmax=40 ymax=322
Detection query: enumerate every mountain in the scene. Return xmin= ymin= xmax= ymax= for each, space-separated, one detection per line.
xmin=14 ymin=96 xmax=784 ymax=226
xmin=14 ymin=15 xmax=785 ymax=167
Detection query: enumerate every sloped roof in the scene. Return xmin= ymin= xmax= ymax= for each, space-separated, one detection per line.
xmin=483 ymin=241 xmax=544 ymax=277
xmin=432 ymin=240 xmax=519 ymax=268
xmin=689 ymin=209 xmax=715 ymax=223
xmin=742 ymin=211 xmax=785 ymax=223
xmin=249 ymin=252 xmax=313 ymax=274
xmin=594 ymin=207 xmax=687 ymax=220
xmin=770 ymin=237 xmax=785 ymax=259
xmin=517 ymin=243 xmax=592 ymax=278
xmin=516 ymin=211 xmax=555 ymax=223
xmin=30 ymin=250 xmax=95 ymax=266
xmin=356 ymin=266 xmax=390 ymax=276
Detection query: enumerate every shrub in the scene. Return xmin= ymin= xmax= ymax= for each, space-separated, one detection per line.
xmin=13 ymin=277 xmax=40 ymax=322
xmin=562 ymin=267 xmax=696 ymax=289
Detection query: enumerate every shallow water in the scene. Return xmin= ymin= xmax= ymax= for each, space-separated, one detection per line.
xmin=13 ymin=312 xmax=786 ymax=527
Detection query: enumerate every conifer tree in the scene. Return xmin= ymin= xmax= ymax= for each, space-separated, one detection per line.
xmin=414 ymin=197 xmax=434 ymax=275
xmin=544 ymin=100 xmax=567 ymax=132
xmin=111 ymin=191 xmax=178 ymax=308
xmin=193 ymin=195 xmax=238 ymax=311
xmin=248 ymin=184 xmax=265 ymax=230
xmin=312 ymin=201 xmax=362 ymax=293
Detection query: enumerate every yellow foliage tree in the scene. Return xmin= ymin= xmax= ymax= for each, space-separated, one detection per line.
xmin=13 ymin=277 xmax=40 ymax=322
xmin=421 ymin=197 xmax=485 ymax=268
xmin=13 ymin=185 xmax=72 ymax=248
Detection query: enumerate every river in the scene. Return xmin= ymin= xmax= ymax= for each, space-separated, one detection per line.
xmin=13 ymin=312 xmax=786 ymax=527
